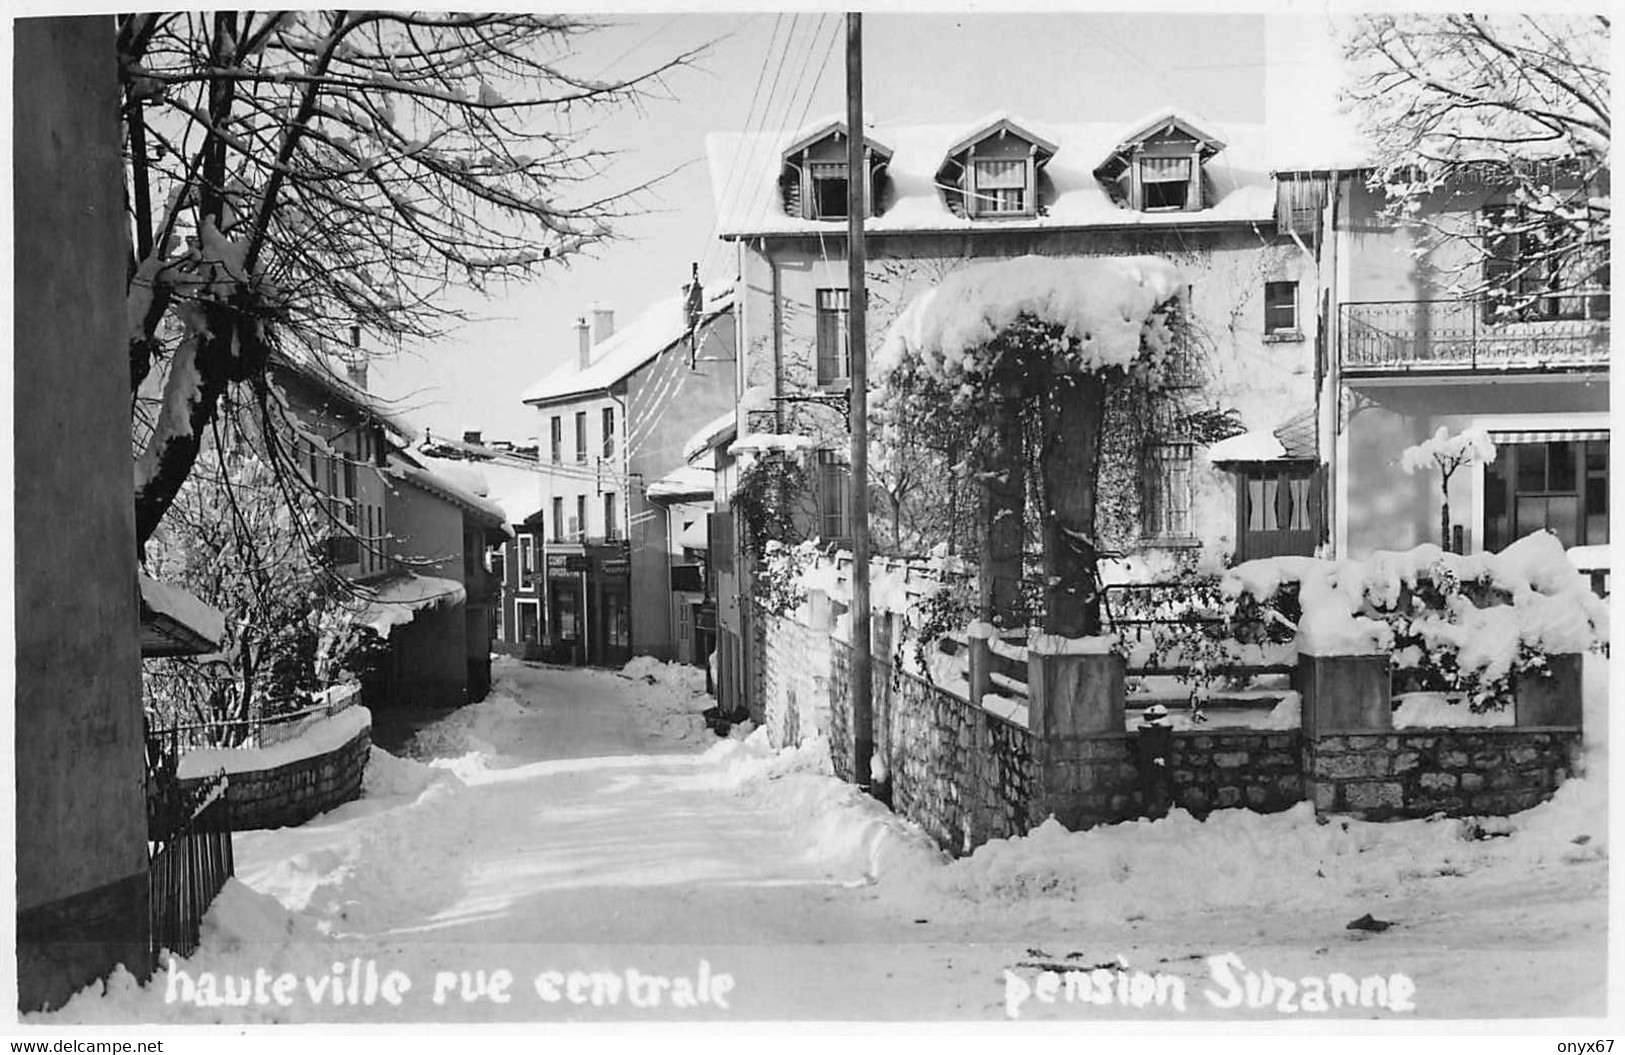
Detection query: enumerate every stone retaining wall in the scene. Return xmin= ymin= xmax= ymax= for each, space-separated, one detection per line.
xmin=755 ymin=591 xmax=1587 ymax=855
xmin=878 ymin=658 xmax=1037 ymax=855
xmin=177 ymin=721 xmax=372 ymax=831
xmin=1304 ymin=728 xmax=1582 ymax=820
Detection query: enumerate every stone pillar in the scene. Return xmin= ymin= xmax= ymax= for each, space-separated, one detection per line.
xmin=1514 ymin=653 xmax=1584 ymax=728
xmin=1300 ymin=651 xmax=1394 ymax=818
xmin=1027 ymin=646 xmax=1131 ymax=830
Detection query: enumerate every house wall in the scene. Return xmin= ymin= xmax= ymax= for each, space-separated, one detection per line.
xmin=1334 ymin=180 xmax=1611 ymax=558
xmin=624 ymin=314 xmax=737 ymax=660
xmin=14 ymin=16 xmax=153 ymax=1010
xmin=738 ymin=224 xmax=1320 ymax=567
xmin=1342 ymin=379 xmax=1610 ymax=557
xmin=536 ymin=394 xmax=622 ymax=543
xmin=383 ymin=482 xmax=469 ymax=707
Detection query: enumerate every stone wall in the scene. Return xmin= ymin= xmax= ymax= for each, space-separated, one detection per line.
xmin=1304 ymin=728 xmax=1582 ymax=820
xmin=178 ymin=723 xmax=372 ymax=831
xmin=878 ymin=658 xmax=1038 ymax=855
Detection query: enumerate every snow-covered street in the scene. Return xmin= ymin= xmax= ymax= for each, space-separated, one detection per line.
xmin=44 ymin=656 xmax=1608 ymax=1023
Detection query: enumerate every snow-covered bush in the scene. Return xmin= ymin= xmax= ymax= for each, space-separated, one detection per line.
xmin=1225 ymin=532 xmax=1608 ymax=711
xmin=756 ymin=539 xmax=820 ymax=617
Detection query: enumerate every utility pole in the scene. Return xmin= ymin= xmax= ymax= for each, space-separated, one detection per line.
xmin=845 ymin=11 xmax=874 ymax=793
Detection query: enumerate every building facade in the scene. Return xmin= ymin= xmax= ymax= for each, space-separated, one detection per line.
xmin=1278 ymin=168 xmax=1611 ymax=563
xmin=704 ymin=109 xmax=1328 ymax=711
xmin=521 ymin=290 xmax=736 ymax=665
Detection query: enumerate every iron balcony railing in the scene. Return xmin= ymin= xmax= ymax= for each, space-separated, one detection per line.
xmin=1340 ymin=296 xmax=1609 ymax=374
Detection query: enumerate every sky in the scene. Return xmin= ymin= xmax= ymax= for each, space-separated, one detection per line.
xmin=365 ymin=12 xmax=1275 ymax=446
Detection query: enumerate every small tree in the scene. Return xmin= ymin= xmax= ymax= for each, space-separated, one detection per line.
xmin=1400 ymin=425 xmax=1498 ymax=552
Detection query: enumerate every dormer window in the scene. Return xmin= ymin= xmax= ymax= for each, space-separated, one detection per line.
xmin=809 ymin=162 xmax=850 ymax=220
xmin=779 ymin=120 xmax=891 ymax=222
xmin=1095 ymin=111 xmax=1226 ymax=216
xmin=938 ymin=117 xmax=1057 ymax=220
xmin=1139 ymin=156 xmax=1191 ymax=211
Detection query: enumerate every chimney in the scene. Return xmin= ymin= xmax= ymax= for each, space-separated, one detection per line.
xmin=346 ymin=324 xmax=366 ymax=389
xmin=576 ymin=316 xmax=592 ymax=369
xmin=463 ymin=430 xmax=482 ymax=446
xmin=591 ymin=303 xmax=615 ymax=346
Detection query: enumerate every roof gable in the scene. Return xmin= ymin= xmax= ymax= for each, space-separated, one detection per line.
xmin=781 ymin=114 xmax=893 ymax=162
xmin=944 ymin=113 xmax=1059 ymax=163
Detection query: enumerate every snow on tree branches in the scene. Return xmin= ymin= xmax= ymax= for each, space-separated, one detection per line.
xmin=876 ymin=255 xmax=1186 ymax=389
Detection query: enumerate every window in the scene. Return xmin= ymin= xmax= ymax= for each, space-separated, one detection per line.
xmin=1484 ymin=435 xmax=1608 ymax=551
xmin=1139 ymin=156 xmax=1191 ymax=211
xmin=809 ymin=161 xmax=848 ymax=220
xmin=815 ymin=288 xmax=851 ymax=386
xmin=519 ymin=534 xmax=535 ymax=580
xmin=972 ymin=158 xmax=1028 ymax=216
xmin=550 ymin=416 xmax=562 ymax=464
xmin=1482 ymin=205 xmax=1609 ymax=322
xmin=1264 ymin=281 xmax=1299 ymax=337
xmin=604 ymin=492 xmax=619 ymax=541
xmin=576 ymin=495 xmax=587 ymax=539
xmin=551 ymin=497 xmax=564 ymax=542
xmin=1144 ymin=443 xmax=1194 ymax=540
xmin=816 ymin=450 xmax=851 ymax=542
xmin=602 ymin=407 xmax=615 ymax=459
xmin=575 ymin=411 xmax=588 ymax=463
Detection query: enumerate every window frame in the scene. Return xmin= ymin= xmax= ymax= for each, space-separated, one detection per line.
xmin=1263 ymin=280 xmax=1300 ymax=338
xmin=815 ymin=288 xmax=852 ymax=386
xmin=551 ymin=497 xmax=564 ymax=543
xmin=1143 ymin=442 xmax=1196 ymax=542
xmin=576 ymin=494 xmax=587 ymax=540
xmin=550 ymin=416 xmax=562 ymax=464
xmin=575 ymin=411 xmax=588 ymax=463
xmin=816 ymin=449 xmax=852 ymax=543
xmin=603 ymin=492 xmax=619 ymax=542
xmin=602 ymin=407 xmax=615 ymax=459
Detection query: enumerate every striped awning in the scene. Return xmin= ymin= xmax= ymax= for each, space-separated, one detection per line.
xmin=1490 ymin=429 xmax=1609 ymax=443
xmin=1140 ymin=156 xmax=1190 ymax=183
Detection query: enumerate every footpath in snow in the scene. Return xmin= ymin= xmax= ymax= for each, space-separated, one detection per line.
xmin=36 ymin=654 xmax=1609 ymax=1024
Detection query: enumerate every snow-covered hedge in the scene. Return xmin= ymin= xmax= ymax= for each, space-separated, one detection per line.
xmin=1224 ymin=532 xmax=1608 ymax=711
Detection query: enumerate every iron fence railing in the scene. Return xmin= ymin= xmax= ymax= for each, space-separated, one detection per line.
xmin=145 ymin=726 xmax=233 ymax=964
xmin=1341 ymin=297 xmax=1609 ymax=373
xmin=149 ymin=682 xmax=363 ymax=752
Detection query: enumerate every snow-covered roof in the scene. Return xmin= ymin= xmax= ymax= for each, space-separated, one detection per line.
xmin=646 ymin=465 xmax=715 ymax=503
xmin=385 ymin=455 xmax=512 ymax=533
xmin=1097 ymin=107 xmax=1227 ymax=170
xmin=521 ymin=286 xmax=733 ymax=406
xmin=414 ymin=450 xmax=543 ymax=526
xmin=1208 ymin=408 xmax=1318 ymax=464
xmin=780 ymin=112 xmax=893 ymax=161
xmin=359 ymin=573 xmax=467 ymax=639
xmin=707 ymin=111 xmax=1275 ymax=238
xmin=681 ymin=408 xmax=738 ymax=464
xmin=1206 ymin=429 xmax=1287 ymax=463
xmin=728 ymin=432 xmax=816 ymax=457
xmin=139 ymin=574 xmax=227 ymax=657
xmin=271 ymin=348 xmax=415 ymax=445
xmin=942 ymin=111 xmax=1059 ymax=161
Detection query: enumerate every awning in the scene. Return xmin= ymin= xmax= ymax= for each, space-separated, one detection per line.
xmin=139 ymin=574 xmax=227 ymax=657
xmin=358 ymin=573 xmax=467 ymax=640
xmin=646 ymin=464 xmax=715 ymax=504
xmin=1490 ymin=429 xmax=1609 ymax=444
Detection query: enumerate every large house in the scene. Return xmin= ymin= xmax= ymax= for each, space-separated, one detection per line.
xmin=1286 ymin=166 xmax=1610 ymax=562
xmin=272 ymin=351 xmax=509 ymax=710
xmin=703 ymin=107 xmax=1327 ymax=712
xmin=520 ymin=283 xmax=736 ymax=666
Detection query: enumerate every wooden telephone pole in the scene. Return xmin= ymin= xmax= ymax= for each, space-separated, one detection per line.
xmin=846 ymin=12 xmax=874 ymax=793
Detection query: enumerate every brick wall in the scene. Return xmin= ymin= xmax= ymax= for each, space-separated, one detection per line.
xmin=177 ymin=723 xmax=372 ymax=831
xmin=1304 ymin=728 xmax=1582 ymax=820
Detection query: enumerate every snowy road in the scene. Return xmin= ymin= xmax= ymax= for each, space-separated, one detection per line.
xmin=46 ymin=656 xmax=1608 ymax=1024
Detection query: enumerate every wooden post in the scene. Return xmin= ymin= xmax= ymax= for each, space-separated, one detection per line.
xmin=845 ymin=12 xmax=873 ymax=792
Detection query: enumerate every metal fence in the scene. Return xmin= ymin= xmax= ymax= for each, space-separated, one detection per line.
xmin=151 ymin=682 xmax=363 ymax=752
xmin=1341 ymin=297 xmax=1609 ymax=373
xmin=145 ymin=727 xmax=233 ymax=964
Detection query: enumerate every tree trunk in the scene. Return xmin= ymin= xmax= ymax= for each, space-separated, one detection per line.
xmin=979 ymin=378 xmax=1026 ymax=627
xmin=1039 ymin=372 xmax=1107 ymax=637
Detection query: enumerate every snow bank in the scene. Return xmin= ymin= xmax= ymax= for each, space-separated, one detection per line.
xmin=361 ymin=745 xmax=453 ymax=800
xmin=878 ymin=255 xmax=1185 ymax=384
xmin=703 ymin=731 xmax=946 ymax=883
xmin=177 ymin=706 xmax=371 ymax=779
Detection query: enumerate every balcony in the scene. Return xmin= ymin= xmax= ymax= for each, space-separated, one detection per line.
xmin=1340 ymin=296 xmax=1609 ymax=376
